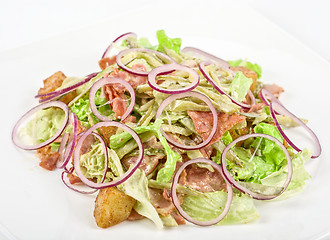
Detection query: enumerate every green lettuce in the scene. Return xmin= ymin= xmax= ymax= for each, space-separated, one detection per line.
xmin=70 ymin=90 xmax=113 ymax=126
xmin=221 ymin=123 xmax=287 ymax=183
xmin=230 ymin=71 xmax=253 ymax=102
xmin=156 ymin=30 xmax=181 ymax=54
xmin=181 ymin=191 xmax=259 ymax=224
xmin=228 ymin=59 xmax=262 ymax=78
xmin=252 ymin=122 xmax=286 ymax=166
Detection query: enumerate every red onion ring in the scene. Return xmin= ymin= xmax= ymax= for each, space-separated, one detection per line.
xmin=73 ymin=121 xmax=144 ymax=189
xmin=89 ymin=77 xmax=136 ymax=121
xmin=171 ymin=158 xmax=233 ymax=226
xmin=148 ymin=63 xmax=199 ymax=94
xmin=61 ymin=171 xmax=98 ymax=194
xmin=101 ymin=32 xmax=137 ymax=59
xmin=116 ymin=48 xmax=174 ymax=76
xmin=181 ymin=47 xmax=230 ymax=69
xmin=221 ymin=133 xmax=293 ymax=200
xmin=12 ymin=101 xmax=69 ymax=150
xmin=36 ymin=72 xmax=98 ymax=103
xmin=270 ymin=101 xmax=321 ymax=159
xmin=57 ymin=133 xmax=69 ymax=157
xmin=56 ymin=113 xmax=78 ymax=168
xmin=155 ymin=91 xmax=218 ymax=150
xmin=199 ymin=61 xmax=254 ymax=110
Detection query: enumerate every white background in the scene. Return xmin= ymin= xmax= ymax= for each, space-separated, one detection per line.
xmin=1 ymin=0 xmax=330 ymax=62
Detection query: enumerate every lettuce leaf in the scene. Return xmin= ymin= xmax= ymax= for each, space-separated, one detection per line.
xmin=23 ymin=107 xmax=65 ymax=145
xmin=181 ymin=191 xmax=259 ymax=224
xmin=261 ymin=149 xmax=312 ymax=197
xmin=252 ymin=122 xmax=286 ymax=166
xmin=230 ymin=71 xmax=253 ymax=102
xmin=229 ymin=59 xmax=262 ymax=78
xmin=156 ymin=30 xmax=181 ymax=54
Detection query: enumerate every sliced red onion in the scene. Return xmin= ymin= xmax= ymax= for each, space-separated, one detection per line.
xmin=181 ymin=47 xmax=230 ymax=69
xmin=73 ymin=121 xmax=144 ymax=189
xmin=171 ymin=158 xmax=233 ymax=226
xmin=221 ymin=133 xmax=293 ymax=200
xmin=148 ymin=63 xmax=199 ymax=94
xmin=116 ymin=48 xmax=174 ymax=76
xmin=270 ymin=101 xmax=321 ymax=159
xmin=102 ymin=32 xmax=137 ymax=59
xmin=155 ymin=91 xmax=218 ymax=150
xmin=57 ymin=133 xmax=69 ymax=157
xmin=12 ymin=101 xmax=69 ymax=150
xmin=61 ymin=171 xmax=98 ymax=194
xmin=56 ymin=113 xmax=78 ymax=168
xmin=199 ymin=61 xmax=254 ymax=110
xmin=89 ymin=77 xmax=135 ymax=121
xmin=36 ymin=72 xmax=98 ymax=103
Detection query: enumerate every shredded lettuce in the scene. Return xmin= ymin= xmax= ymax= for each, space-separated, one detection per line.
xmin=109 ymin=119 xmax=181 ymax=182
xmin=181 ymin=191 xmax=259 ymax=224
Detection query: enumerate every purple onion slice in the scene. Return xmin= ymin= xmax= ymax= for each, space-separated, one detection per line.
xmin=199 ymin=61 xmax=255 ymax=110
xmin=73 ymin=121 xmax=143 ymax=189
xmin=148 ymin=63 xmax=199 ymax=94
xmin=181 ymin=47 xmax=230 ymax=69
xmin=116 ymin=48 xmax=174 ymax=76
xmin=171 ymin=158 xmax=233 ymax=226
xmin=12 ymin=101 xmax=69 ymax=150
xmin=221 ymin=133 xmax=293 ymax=200
xmin=56 ymin=113 xmax=78 ymax=169
xmin=89 ymin=77 xmax=136 ymax=122
xmin=155 ymin=91 xmax=218 ymax=150
xmin=270 ymin=101 xmax=321 ymax=159
xmin=102 ymin=32 xmax=137 ymax=59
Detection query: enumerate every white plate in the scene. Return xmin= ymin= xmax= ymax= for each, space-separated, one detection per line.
xmin=1 ymin=2 xmax=330 ymax=240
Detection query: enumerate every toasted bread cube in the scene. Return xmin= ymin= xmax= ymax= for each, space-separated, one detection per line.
xmin=94 ymin=187 xmax=136 ymax=228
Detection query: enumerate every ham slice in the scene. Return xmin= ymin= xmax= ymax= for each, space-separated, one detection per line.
xmin=187 ymin=111 xmax=246 ymax=146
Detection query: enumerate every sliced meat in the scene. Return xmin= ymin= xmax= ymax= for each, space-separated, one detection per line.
xmin=122 ymin=136 xmax=164 ymax=175
xmin=98 ymin=56 xmax=117 ymax=70
xmin=127 ymin=209 xmax=145 ymax=221
xmin=122 ymin=155 xmax=161 ymax=176
xmin=248 ymin=102 xmax=265 ymax=113
xmin=184 ymin=163 xmax=227 ymax=193
xmin=263 ymin=83 xmax=284 ymax=98
xmin=36 ymin=145 xmax=60 ymax=170
xmin=103 ymin=64 xmax=148 ymax=119
xmin=230 ymin=66 xmax=258 ymax=91
xmin=148 ymin=188 xmax=177 ymax=216
xmin=170 ymin=212 xmax=186 ymax=225
xmin=187 ymin=111 xmax=246 ymax=146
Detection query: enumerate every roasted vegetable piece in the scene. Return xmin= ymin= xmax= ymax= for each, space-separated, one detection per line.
xmin=94 ymin=187 xmax=136 ymax=228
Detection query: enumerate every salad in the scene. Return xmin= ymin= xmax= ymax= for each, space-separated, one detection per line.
xmin=12 ymin=30 xmax=321 ymax=228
